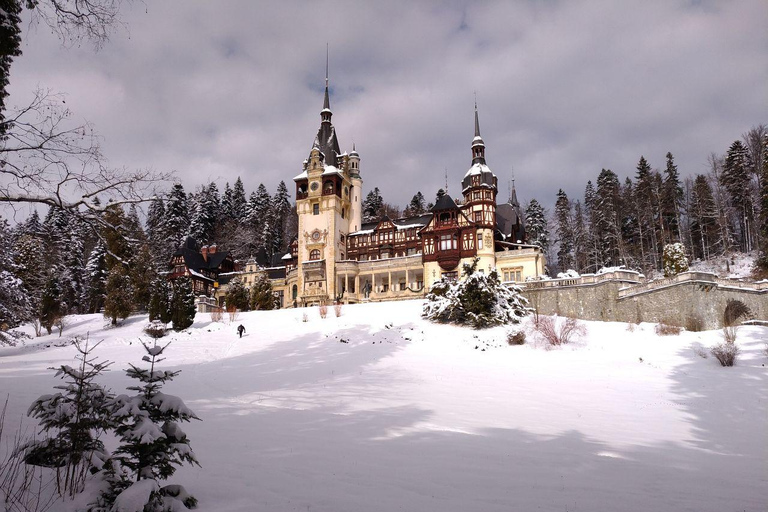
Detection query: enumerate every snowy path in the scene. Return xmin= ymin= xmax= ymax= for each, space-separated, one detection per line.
xmin=1 ymin=301 xmax=766 ymax=511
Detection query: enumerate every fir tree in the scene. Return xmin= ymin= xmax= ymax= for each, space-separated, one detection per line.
xmin=188 ymin=182 xmax=220 ymax=244
xmin=249 ymin=272 xmax=276 ymax=310
xmin=0 ymin=217 xmax=31 ymax=333
xmin=524 ymin=199 xmax=549 ymax=252
xmin=148 ymin=277 xmax=173 ymax=324
xmin=104 ymin=265 xmax=133 ymax=326
xmin=689 ymin=174 xmax=719 ymax=260
xmin=39 ymin=274 xmax=64 ymax=335
xmin=102 ymin=203 xmax=132 ymax=270
xmin=661 ymin=152 xmax=683 ymax=242
xmin=0 ymin=0 xmax=22 ymax=136
xmin=553 ymin=189 xmax=574 ymax=272
xmin=572 ymin=201 xmax=588 ymax=273
xmin=111 ymin=340 xmax=200 ymax=510
xmin=129 ymin=244 xmax=155 ymax=311
xmin=225 ymin=277 xmax=250 ymax=312
xmin=758 ymin=133 xmax=768 ymax=272
xmin=170 ymin=277 xmax=196 ymax=331
xmin=145 ymin=196 xmax=167 ymax=266
xmin=164 ymin=184 xmax=190 ymax=251
xmin=26 ymin=337 xmax=114 ymax=497
xmin=595 ymin=169 xmax=622 ymax=268
xmin=271 ymin=181 xmax=292 ymax=254
xmin=83 ymin=239 xmax=108 ymax=314
xmin=362 ymin=187 xmax=384 ymax=221
xmin=231 ymin=177 xmax=248 ymax=221
xmin=245 ymin=184 xmax=272 ymax=251
xmin=722 ymin=140 xmax=755 ymax=251
xmin=404 ymin=192 xmax=426 ymax=217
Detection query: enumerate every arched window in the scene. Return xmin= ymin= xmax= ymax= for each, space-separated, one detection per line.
xmin=292 ymin=284 xmax=298 ymax=299
xmin=309 ymin=249 xmax=321 ymax=260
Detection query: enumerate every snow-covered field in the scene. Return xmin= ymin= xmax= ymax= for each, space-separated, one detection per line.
xmin=1 ymin=300 xmax=766 ymax=511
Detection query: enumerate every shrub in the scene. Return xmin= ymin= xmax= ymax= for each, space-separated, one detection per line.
xmin=536 ymin=316 xmax=585 ymax=346
xmin=227 ymin=305 xmax=239 ymax=323
xmin=143 ymin=320 xmax=168 ymax=339
xmin=302 ymin=312 xmax=308 ymax=323
xmin=250 ymin=272 xmax=277 ymax=310
xmin=334 ymin=303 xmax=342 ymax=317
xmin=423 ymin=259 xmax=530 ymax=329
xmin=318 ymin=304 xmax=328 ymax=319
xmin=506 ymin=328 xmax=526 ymax=346
xmin=662 ymin=242 xmax=689 ymax=277
xmin=654 ymin=322 xmax=682 ymax=336
xmin=170 ymin=277 xmax=196 ymax=331
xmin=210 ymin=307 xmax=223 ymax=323
xmin=722 ymin=325 xmax=738 ymax=344
xmin=685 ymin=314 xmax=705 ymax=332
xmin=225 ymin=277 xmax=250 ymax=312
xmin=711 ymin=342 xmax=739 ymax=367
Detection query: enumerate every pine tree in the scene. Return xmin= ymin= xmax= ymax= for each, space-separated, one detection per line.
xmin=757 ymin=133 xmax=768 ymax=273
xmin=0 ymin=0 xmax=22 ymax=136
xmin=188 ymin=182 xmax=220 ymax=244
xmin=129 ymin=244 xmax=155 ymax=311
xmin=595 ymin=169 xmax=622 ymax=268
xmin=111 ymin=340 xmax=200 ymax=510
xmin=249 ymin=272 xmax=276 ymax=310
xmin=362 ymin=187 xmax=384 ymax=221
xmin=0 ymin=217 xmax=31 ymax=334
xmin=83 ymin=239 xmax=108 ymax=314
xmin=26 ymin=337 xmax=114 ymax=497
xmin=271 ymin=181 xmax=292 ymax=254
xmin=164 ymin=184 xmax=190 ymax=251
xmin=225 ymin=277 xmax=250 ymax=311
xmin=553 ymin=190 xmax=574 ymax=272
xmin=524 ymin=199 xmax=549 ymax=252
xmin=583 ymin=181 xmax=600 ymax=272
xmin=721 ymin=140 xmax=755 ymax=251
xmin=245 ymin=184 xmax=272 ymax=252
xmin=148 ymin=277 xmax=173 ymax=324
xmin=39 ymin=274 xmax=63 ymax=335
xmin=572 ymin=201 xmax=588 ymax=273
xmin=170 ymin=277 xmax=196 ymax=331
xmin=404 ymin=192 xmax=426 ymax=217
xmin=102 ymin=203 xmax=132 ymax=270
xmin=231 ymin=177 xmax=248 ymax=221
xmin=145 ymin=196 xmax=167 ymax=264
xmin=661 ymin=152 xmax=684 ymax=242
xmin=689 ymin=174 xmax=719 ymax=260
xmin=104 ymin=265 xmax=133 ymax=326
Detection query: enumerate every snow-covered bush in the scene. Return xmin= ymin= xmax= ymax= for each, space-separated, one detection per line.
xmin=25 ymin=337 xmax=114 ymax=497
xmin=143 ymin=320 xmax=168 ymax=339
xmin=422 ymin=259 xmax=530 ymax=329
xmin=506 ymin=328 xmax=526 ymax=345
xmin=556 ymin=269 xmax=580 ymax=279
xmin=225 ymin=277 xmax=250 ymax=312
xmin=249 ymin=272 xmax=277 ymax=310
xmin=662 ymin=243 xmax=689 ymax=277
xmin=535 ymin=316 xmax=585 ymax=347
xmin=711 ymin=342 xmax=739 ymax=367
xmin=110 ymin=340 xmax=200 ymax=511
xmin=654 ymin=322 xmax=682 ymax=336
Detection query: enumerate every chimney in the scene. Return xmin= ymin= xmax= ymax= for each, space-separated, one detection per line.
xmin=209 ymin=244 xmax=217 ymax=255
xmin=201 ymin=245 xmax=209 ymax=261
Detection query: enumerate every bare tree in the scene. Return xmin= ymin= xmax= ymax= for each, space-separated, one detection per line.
xmin=27 ymin=0 xmax=125 ymax=50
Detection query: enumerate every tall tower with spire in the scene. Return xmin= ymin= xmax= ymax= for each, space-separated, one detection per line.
xmin=292 ymin=56 xmax=362 ymax=306
xmin=461 ymin=100 xmax=498 ymax=272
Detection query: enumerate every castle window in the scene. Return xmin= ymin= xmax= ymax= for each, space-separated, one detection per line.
xmin=442 ymin=271 xmax=458 ymax=281
xmin=474 ymin=211 xmax=482 ymax=223
xmin=503 ymin=268 xmax=523 ymax=282
xmin=341 ymin=208 xmax=346 ymax=219
xmin=439 ymin=234 xmax=457 ymax=251
xmin=313 ymin=203 xmax=319 ymax=215
xmin=309 ymin=249 xmax=320 ymax=260
xmin=473 ymin=191 xmax=480 ymax=200
xmin=477 ymin=232 xmax=483 ymax=250
xmin=323 ymin=181 xmax=334 ymax=194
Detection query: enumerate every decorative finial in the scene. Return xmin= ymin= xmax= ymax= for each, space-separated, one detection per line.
xmin=445 ymin=167 xmax=449 ymax=194
xmin=325 ymin=43 xmax=329 ymax=86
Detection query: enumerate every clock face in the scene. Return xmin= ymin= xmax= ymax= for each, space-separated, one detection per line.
xmin=311 ymin=230 xmax=321 ymax=241
xmin=310 ymin=181 xmax=319 ymax=191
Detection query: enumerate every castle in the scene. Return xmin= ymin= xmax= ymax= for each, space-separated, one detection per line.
xmin=210 ymin=74 xmax=546 ymax=308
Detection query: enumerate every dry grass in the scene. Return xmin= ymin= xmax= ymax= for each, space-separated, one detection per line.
xmin=318 ymin=304 xmax=328 ymax=319
xmin=654 ymin=322 xmax=682 ymax=336
xmin=506 ymin=329 xmax=526 ymax=346
xmin=536 ymin=316 xmax=585 ymax=347
xmin=334 ymin=303 xmax=342 ymax=318
xmin=722 ymin=326 xmax=738 ymax=344
xmin=210 ymin=307 xmax=224 ymax=323
xmin=685 ymin=314 xmax=705 ymax=332
xmin=711 ymin=342 xmax=739 ymax=367
xmin=302 ymin=312 xmax=308 ymax=323
xmin=227 ymin=306 xmax=239 ymax=323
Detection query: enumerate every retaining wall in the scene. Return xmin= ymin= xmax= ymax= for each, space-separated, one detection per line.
xmin=519 ymin=271 xmax=768 ymax=330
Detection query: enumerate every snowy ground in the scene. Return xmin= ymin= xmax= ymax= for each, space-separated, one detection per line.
xmin=688 ymin=250 xmax=758 ymax=279
xmin=1 ymin=301 xmax=766 ymax=512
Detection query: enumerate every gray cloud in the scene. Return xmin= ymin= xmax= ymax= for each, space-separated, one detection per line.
xmin=7 ymin=0 xmax=767 ymax=211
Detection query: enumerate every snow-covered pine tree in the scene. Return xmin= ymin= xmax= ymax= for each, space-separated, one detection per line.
xmin=188 ymin=182 xmax=220 ymax=245
xmin=110 ymin=340 xmax=200 ymax=511
xmin=145 ymin=196 xmax=168 ymax=266
xmin=583 ymin=180 xmax=601 ymax=272
xmin=245 ymin=184 xmax=272 ymax=253
xmin=170 ymin=277 xmax=195 ymax=331
xmin=231 ymin=177 xmax=248 ymax=222
xmin=0 ymin=217 xmax=31 ymax=337
xmin=689 ymin=174 xmax=720 ymax=260
xmin=0 ymin=0 xmax=21 ymax=136
xmin=572 ymin=200 xmax=588 ymax=274
xmin=221 ymin=182 xmax=234 ymax=221
xmin=662 ymin=242 xmax=689 ymax=277
xmin=661 ymin=152 xmax=684 ymax=242
xmin=362 ymin=187 xmax=384 ymax=222
xmin=224 ymin=277 xmax=249 ymax=312
xmin=524 ymin=199 xmax=549 ymax=252
xmin=129 ymin=244 xmax=155 ymax=312
xmin=83 ymin=239 xmax=108 ymax=314
xmin=422 ymin=259 xmax=530 ymax=328
xmin=759 ymin=133 xmax=768 ymax=273
xmin=148 ymin=277 xmax=173 ymax=324
xmin=102 ymin=202 xmax=132 ymax=270
xmin=722 ymin=140 xmax=755 ymax=252
xmin=271 ymin=181 xmax=292 ymax=255
xmin=595 ymin=169 xmax=622 ymax=268
xmin=104 ymin=265 xmax=133 ymax=326
xmin=620 ymin=177 xmax=640 ymax=269
xmin=25 ymin=337 xmax=114 ymax=497
xmin=39 ymin=274 xmax=64 ymax=335
xmin=249 ymin=271 xmax=276 ymax=310
xmin=553 ymin=190 xmax=574 ymax=272
xmin=164 ymin=184 xmax=190 ymax=251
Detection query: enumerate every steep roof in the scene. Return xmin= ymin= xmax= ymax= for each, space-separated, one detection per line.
xmin=431 ymin=193 xmax=459 ymax=211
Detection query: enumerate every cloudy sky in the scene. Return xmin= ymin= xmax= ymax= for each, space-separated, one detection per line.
xmin=7 ymin=0 xmax=767 ymax=212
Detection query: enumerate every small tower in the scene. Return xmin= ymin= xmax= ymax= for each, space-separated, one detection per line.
xmin=348 ymin=143 xmax=363 ymax=233
xmin=461 ymin=101 xmax=498 ymax=271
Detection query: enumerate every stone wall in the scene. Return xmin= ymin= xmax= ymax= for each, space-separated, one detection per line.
xmin=520 ymin=271 xmax=768 ymax=330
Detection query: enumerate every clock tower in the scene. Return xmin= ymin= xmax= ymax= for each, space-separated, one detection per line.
xmin=292 ymin=70 xmax=362 ymax=306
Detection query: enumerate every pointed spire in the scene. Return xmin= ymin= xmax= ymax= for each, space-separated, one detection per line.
xmin=323 ymin=44 xmax=330 ymax=111
xmin=471 ymin=96 xmax=486 ymax=165
xmin=474 ymin=93 xmax=481 ymax=138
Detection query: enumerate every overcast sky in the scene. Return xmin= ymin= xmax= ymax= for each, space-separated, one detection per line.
xmin=7 ymin=0 xmax=768 ymax=213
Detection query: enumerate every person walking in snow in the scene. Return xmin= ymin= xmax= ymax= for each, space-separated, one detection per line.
xmin=237 ymin=324 xmax=245 ymax=338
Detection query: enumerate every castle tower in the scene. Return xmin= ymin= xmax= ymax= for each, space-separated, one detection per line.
xmin=293 ymin=63 xmax=357 ymax=305
xmin=348 ymin=143 xmax=363 ymax=233
xmin=461 ymin=101 xmax=498 ymax=273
